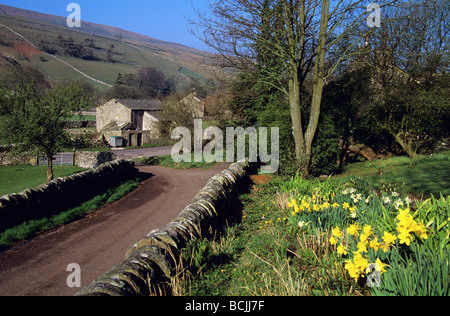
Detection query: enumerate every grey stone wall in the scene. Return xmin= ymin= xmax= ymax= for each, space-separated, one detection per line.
xmin=0 ymin=146 xmax=36 ymax=166
xmin=0 ymin=159 xmax=136 ymax=233
xmin=75 ymin=151 xmax=116 ymax=168
xmin=76 ymin=160 xmax=257 ymax=296
xmin=0 ymin=147 xmax=115 ymax=168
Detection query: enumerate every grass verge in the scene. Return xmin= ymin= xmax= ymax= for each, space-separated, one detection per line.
xmin=172 ymin=182 xmax=356 ymax=296
xmin=0 ymin=177 xmax=142 ymax=252
xmin=335 ymin=151 xmax=450 ymax=197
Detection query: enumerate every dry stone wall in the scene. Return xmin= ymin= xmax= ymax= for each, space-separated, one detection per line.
xmin=0 ymin=147 xmax=116 ymax=168
xmin=0 ymin=145 xmax=36 ymax=166
xmin=75 ymin=151 xmax=116 ymax=169
xmin=0 ymin=159 xmax=136 ymax=233
xmin=75 ymin=160 xmax=257 ymax=296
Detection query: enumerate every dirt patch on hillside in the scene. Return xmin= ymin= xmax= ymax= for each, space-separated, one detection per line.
xmin=12 ymin=43 xmax=42 ymax=59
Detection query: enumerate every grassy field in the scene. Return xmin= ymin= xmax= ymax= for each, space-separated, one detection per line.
xmin=335 ymin=151 xmax=450 ymax=197
xmin=0 ymin=165 xmax=86 ymax=196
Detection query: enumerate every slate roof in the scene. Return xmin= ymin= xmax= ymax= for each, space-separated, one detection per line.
xmin=101 ymin=121 xmax=132 ymax=131
xmin=113 ymin=99 xmax=161 ymax=111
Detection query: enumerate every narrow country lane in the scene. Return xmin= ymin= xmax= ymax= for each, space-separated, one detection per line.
xmin=0 ymin=163 xmax=229 ymax=296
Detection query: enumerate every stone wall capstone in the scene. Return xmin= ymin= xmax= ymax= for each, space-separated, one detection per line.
xmin=0 ymin=159 xmax=136 ymax=233
xmin=75 ymin=159 xmax=257 ymax=296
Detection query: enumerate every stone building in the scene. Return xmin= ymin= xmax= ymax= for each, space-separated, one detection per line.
xmin=96 ymin=99 xmax=162 ymax=147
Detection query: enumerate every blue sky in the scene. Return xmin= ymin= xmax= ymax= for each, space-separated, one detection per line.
xmin=0 ymin=0 xmax=210 ymax=50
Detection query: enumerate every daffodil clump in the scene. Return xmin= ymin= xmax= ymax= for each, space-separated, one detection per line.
xmin=284 ymin=178 xmax=448 ymax=294
xmin=395 ymin=207 xmax=428 ymax=245
xmin=331 ymin=207 xmax=429 ymax=283
xmin=287 ymin=198 xmax=332 ymax=216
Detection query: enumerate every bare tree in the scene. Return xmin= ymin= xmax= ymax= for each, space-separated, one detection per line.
xmin=190 ymin=0 xmax=381 ymax=174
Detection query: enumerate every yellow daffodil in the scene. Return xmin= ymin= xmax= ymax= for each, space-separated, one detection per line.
xmin=396 ymin=208 xmax=429 ymax=244
xmin=360 ymin=233 xmax=370 ymax=244
xmin=345 ymin=252 xmax=370 ymax=282
xmin=345 ymin=261 xmax=360 ymax=281
xmin=363 ymin=225 xmax=373 ymax=236
xmin=357 ymin=241 xmax=368 ymax=253
xmin=347 ymin=223 xmax=360 ymax=236
xmin=329 ymin=236 xmax=338 ymax=245
xmin=414 ymin=222 xmax=428 ymax=240
xmin=382 ymin=231 xmax=397 ymax=246
xmin=369 ymin=237 xmax=381 ymax=251
xmin=332 ymin=226 xmax=343 ymax=238
xmin=398 ymin=230 xmax=413 ymax=246
xmin=375 ymin=258 xmax=387 ymax=274
xmin=337 ymin=244 xmax=348 ymax=256
xmin=379 ymin=243 xmax=390 ymax=253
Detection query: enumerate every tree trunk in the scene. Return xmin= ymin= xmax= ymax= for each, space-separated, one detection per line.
xmin=303 ymin=0 xmax=330 ymax=175
xmin=46 ymin=153 xmax=54 ymax=182
xmin=288 ymin=76 xmax=304 ymax=160
xmin=394 ymin=132 xmax=416 ymax=158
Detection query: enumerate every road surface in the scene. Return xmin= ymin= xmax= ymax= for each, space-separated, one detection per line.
xmin=111 ymin=145 xmax=173 ymax=160
xmin=0 ymin=162 xmax=229 ymax=296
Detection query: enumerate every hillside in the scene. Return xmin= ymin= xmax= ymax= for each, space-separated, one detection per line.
xmin=0 ymin=4 xmax=219 ymax=91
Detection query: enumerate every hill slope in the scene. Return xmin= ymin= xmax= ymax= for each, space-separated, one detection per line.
xmin=0 ymin=4 xmax=217 ymax=91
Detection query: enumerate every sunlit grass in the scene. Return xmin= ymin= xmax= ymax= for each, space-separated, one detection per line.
xmin=0 ymin=165 xmax=86 ymax=196
xmin=336 ymin=151 xmax=450 ymax=197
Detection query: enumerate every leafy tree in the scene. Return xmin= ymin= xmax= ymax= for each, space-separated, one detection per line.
xmin=105 ymin=44 xmax=115 ymax=63
xmin=359 ymin=0 xmax=450 ymax=157
xmin=0 ymin=62 xmax=50 ymax=92
xmin=109 ymin=67 xmax=175 ymax=99
xmin=0 ymin=82 xmax=91 ymax=182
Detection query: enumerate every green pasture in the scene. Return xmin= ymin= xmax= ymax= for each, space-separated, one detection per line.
xmin=0 ymin=165 xmax=86 ymax=196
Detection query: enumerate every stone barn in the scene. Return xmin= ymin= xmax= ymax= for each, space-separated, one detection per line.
xmin=96 ymin=99 xmax=162 ymax=147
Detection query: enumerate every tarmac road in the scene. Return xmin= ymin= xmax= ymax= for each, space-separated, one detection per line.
xmin=111 ymin=145 xmax=173 ymax=160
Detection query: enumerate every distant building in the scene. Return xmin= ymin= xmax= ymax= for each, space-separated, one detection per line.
xmin=96 ymin=99 xmax=162 ymax=147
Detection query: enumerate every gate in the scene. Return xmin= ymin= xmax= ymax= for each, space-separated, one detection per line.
xmin=38 ymin=152 xmax=74 ymax=167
